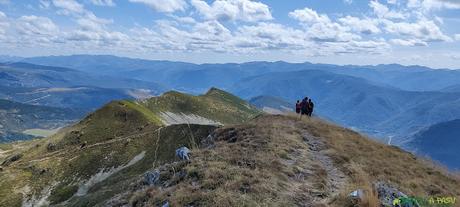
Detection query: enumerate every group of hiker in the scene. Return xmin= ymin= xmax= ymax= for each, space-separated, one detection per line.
xmin=295 ymin=97 xmax=314 ymax=117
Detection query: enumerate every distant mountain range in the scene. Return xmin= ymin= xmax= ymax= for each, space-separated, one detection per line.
xmin=231 ymin=70 xmax=460 ymax=143
xmin=408 ymin=119 xmax=460 ymax=170
xmin=22 ymin=55 xmax=460 ymax=92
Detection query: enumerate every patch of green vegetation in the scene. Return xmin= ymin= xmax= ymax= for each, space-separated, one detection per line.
xmin=0 ymin=143 xmax=13 ymax=151
xmin=142 ymin=88 xmax=261 ymax=125
xmin=22 ymin=128 xmax=60 ymax=137
xmin=120 ymin=100 xmax=164 ymax=126
xmin=49 ymin=183 xmax=78 ymax=204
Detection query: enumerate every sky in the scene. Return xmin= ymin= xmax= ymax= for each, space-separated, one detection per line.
xmin=0 ymin=0 xmax=460 ymax=68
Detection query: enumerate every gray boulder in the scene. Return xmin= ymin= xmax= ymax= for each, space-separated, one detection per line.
xmin=176 ymin=147 xmax=190 ymax=160
xmin=144 ymin=170 xmax=160 ymax=186
xmin=375 ymin=181 xmax=419 ymax=207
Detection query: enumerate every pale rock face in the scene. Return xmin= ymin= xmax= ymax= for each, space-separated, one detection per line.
xmin=159 ymin=111 xmax=222 ymax=126
xmin=76 ymin=151 xmax=146 ymax=196
xmin=262 ymin=107 xmax=284 ymax=115
xmin=22 ymin=183 xmax=57 ymax=207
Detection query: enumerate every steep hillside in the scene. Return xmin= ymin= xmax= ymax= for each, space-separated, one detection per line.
xmin=0 ymin=88 xmax=260 ymax=206
xmin=0 ymin=99 xmax=82 ymax=142
xmin=408 ymin=119 xmax=460 ymax=170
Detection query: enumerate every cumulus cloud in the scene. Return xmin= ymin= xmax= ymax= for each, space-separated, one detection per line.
xmin=190 ymin=0 xmax=272 ymax=22
xmin=90 ymin=0 xmax=115 ymax=7
xmin=129 ymin=0 xmax=187 ymax=13
xmin=455 ymin=34 xmax=460 ymax=41
xmin=387 ymin=0 xmax=397 ymax=4
xmin=1 ymin=0 xmax=457 ymax=61
xmin=0 ymin=11 xmax=9 ymax=37
xmin=289 ymin=7 xmax=330 ymax=25
xmin=369 ymin=0 xmax=406 ymax=19
xmin=289 ymin=8 xmax=360 ymax=42
xmin=52 ymin=0 xmax=85 ymax=14
xmin=16 ymin=15 xmax=59 ymax=36
xmin=339 ymin=16 xmax=381 ymax=34
xmin=383 ymin=19 xmax=451 ymax=42
xmin=235 ymin=22 xmax=307 ymax=50
xmin=390 ymin=38 xmax=428 ymax=46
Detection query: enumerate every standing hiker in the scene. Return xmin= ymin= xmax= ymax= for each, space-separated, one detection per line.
xmin=295 ymin=100 xmax=301 ymax=114
xmin=308 ymin=99 xmax=314 ymax=117
xmin=300 ymin=97 xmax=308 ymax=119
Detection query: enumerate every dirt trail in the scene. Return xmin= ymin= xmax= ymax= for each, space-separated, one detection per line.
xmin=281 ymin=118 xmax=347 ymax=206
xmin=302 ymin=132 xmax=347 ymax=196
xmin=27 ymin=127 xmax=163 ymax=163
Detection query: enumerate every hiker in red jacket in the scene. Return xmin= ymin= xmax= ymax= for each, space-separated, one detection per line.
xmin=295 ymin=100 xmax=301 ymax=114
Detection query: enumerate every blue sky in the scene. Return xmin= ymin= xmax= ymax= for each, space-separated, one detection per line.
xmin=0 ymin=0 xmax=460 ymax=68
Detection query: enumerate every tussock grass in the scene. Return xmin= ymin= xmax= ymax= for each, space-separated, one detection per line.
xmin=132 ymin=114 xmax=459 ymax=207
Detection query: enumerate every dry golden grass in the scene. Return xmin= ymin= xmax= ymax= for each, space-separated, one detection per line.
xmin=129 ymin=114 xmax=460 ymax=207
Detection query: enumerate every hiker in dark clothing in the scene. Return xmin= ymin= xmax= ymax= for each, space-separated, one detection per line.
xmin=295 ymin=100 xmax=301 ymax=114
xmin=300 ymin=97 xmax=309 ymax=118
xmin=308 ymin=99 xmax=314 ymax=117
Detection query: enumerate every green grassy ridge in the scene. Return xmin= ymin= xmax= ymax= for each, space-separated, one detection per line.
xmin=141 ymin=88 xmax=261 ymax=125
xmin=120 ymin=100 xmax=164 ymax=126
xmin=0 ymin=88 xmax=259 ymax=206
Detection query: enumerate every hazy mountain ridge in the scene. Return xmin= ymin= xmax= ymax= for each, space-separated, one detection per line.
xmin=21 ymin=55 xmax=460 ymax=92
xmin=229 ymin=70 xmax=460 ymax=143
xmin=408 ymin=119 xmax=460 ymax=170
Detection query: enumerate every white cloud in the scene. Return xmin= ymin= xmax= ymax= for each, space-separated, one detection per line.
xmin=0 ymin=11 xmax=9 ymax=36
xmin=190 ymin=0 xmax=272 ymax=22
xmin=344 ymin=0 xmax=353 ymax=4
xmin=383 ymin=19 xmax=451 ymax=42
xmin=369 ymin=0 xmax=406 ymax=19
xmin=422 ymin=0 xmax=460 ymax=10
xmin=339 ymin=16 xmax=381 ymax=34
xmin=129 ymin=0 xmax=187 ymax=13
xmin=289 ymin=8 xmax=360 ymax=42
xmin=16 ymin=15 xmax=59 ymax=36
xmin=289 ymin=7 xmax=330 ymax=25
xmin=52 ymin=0 xmax=85 ymax=14
xmin=387 ymin=0 xmax=398 ymax=4
xmin=235 ymin=22 xmax=307 ymax=51
xmin=407 ymin=0 xmax=460 ymax=10
xmin=455 ymin=34 xmax=460 ymax=41
xmin=90 ymin=0 xmax=115 ymax=7
xmin=390 ymin=38 xmax=428 ymax=46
